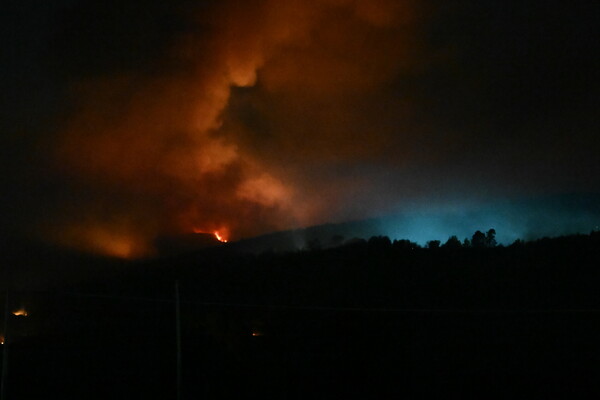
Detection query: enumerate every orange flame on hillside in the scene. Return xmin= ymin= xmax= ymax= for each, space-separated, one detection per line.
xmin=193 ymin=227 xmax=229 ymax=243
xmin=214 ymin=231 xmax=228 ymax=243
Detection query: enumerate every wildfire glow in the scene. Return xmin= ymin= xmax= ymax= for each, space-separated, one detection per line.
xmin=193 ymin=228 xmax=229 ymax=243
xmin=12 ymin=309 xmax=28 ymax=317
xmin=214 ymin=231 xmax=228 ymax=243
xmin=46 ymin=0 xmax=422 ymax=259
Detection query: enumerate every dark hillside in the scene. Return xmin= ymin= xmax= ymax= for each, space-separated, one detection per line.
xmin=1 ymin=232 xmax=600 ymax=398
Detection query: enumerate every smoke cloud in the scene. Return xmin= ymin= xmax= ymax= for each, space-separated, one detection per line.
xmin=3 ymin=0 xmax=597 ymax=257
xmin=44 ymin=0 xmax=421 ymax=256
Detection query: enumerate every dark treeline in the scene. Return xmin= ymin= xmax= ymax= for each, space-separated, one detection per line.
xmin=1 ymin=230 xmax=600 ymax=399
xmin=142 ymin=229 xmax=600 ymax=310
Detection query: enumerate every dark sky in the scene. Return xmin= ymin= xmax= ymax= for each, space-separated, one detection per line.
xmin=1 ymin=0 xmax=598 ymax=257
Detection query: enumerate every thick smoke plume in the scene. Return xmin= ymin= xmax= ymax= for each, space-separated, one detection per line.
xmin=5 ymin=1 xmax=595 ymax=257
xmin=50 ymin=0 xmax=422 ymax=257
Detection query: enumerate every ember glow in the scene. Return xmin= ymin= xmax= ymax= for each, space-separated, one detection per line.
xmin=12 ymin=309 xmax=28 ymax=317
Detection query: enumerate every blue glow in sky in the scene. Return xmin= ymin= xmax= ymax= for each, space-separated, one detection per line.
xmin=376 ymin=194 xmax=600 ymax=245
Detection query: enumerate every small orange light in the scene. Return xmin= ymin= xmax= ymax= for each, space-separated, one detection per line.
xmin=12 ymin=309 xmax=28 ymax=317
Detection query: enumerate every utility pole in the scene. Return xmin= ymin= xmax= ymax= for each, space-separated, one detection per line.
xmin=175 ymin=281 xmax=182 ymax=400
xmin=1 ymin=290 xmax=9 ymax=400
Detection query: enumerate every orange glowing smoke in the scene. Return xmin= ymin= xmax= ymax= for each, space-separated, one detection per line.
xmin=49 ymin=0 xmax=422 ymax=257
xmin=52 ymin=223 xmax=152 ymax=259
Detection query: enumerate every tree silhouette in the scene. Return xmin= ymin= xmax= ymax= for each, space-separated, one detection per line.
xmin=510 ymin=238 xmax=524 ymax=247
xmin=485 ymin=229 xmax=497 ymax=247
xmin=393 ymin=239 xmax=419 ymax=251
xmin=471 ymin=230 xmax=486 ymax=248
xmin=442 ymin=235 xmax=462 ymax=249
xmin=368 ymin=235 xmax=392 ymax=251
xmin=427 ymin=240 xmax=441 ymax=249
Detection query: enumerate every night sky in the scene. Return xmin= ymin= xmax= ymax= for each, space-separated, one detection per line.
xmin=1 ymin=0 xmax=598 ymax=257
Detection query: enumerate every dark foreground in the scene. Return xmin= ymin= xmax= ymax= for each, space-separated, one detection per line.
xmin=2 ymin=232 xmax=600 ymax=398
